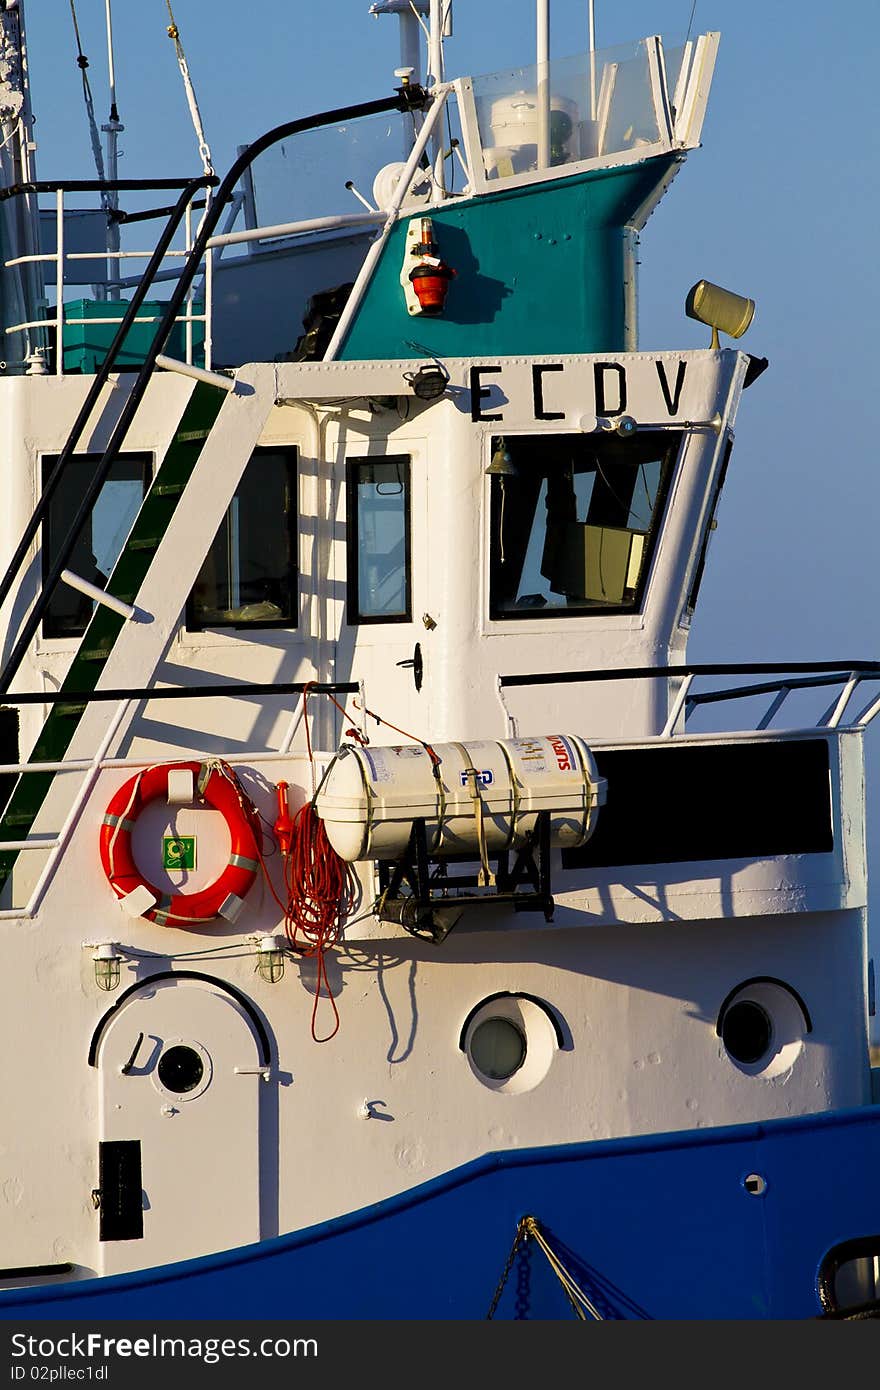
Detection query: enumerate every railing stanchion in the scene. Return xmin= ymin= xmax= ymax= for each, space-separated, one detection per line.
xmin=55 ymin=189 xmax=64 ymax=375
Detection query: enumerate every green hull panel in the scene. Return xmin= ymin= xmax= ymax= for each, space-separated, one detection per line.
xmin=339 ymin=155 xmax=679 ymax=361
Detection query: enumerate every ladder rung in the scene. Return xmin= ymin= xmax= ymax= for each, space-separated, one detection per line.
xmin=152 ymin=483 xmax=186 ymax=497
xmin=126 ymin=538 xmax=160 ymax=552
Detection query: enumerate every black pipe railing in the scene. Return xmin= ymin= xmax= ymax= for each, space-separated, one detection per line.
xmin=0 ymin=680 xmax=359 ymax=707
xmin=499 ymin=660 xmax=880 ymax=688
xmin=0 ymin=177 xmax=219 ymax=201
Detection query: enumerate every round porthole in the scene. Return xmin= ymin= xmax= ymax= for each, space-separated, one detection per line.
xmin=721 ymin=1000 xmax=773 ymax=1065
xmin=152 ymin=1038 xmax=212 ymax=1101
xmin=470 ymin=1017 xmax=527 ymax=1080
xmin=717 ymin=979 xmax=810 ymax=1079
xmin=461 ymin=993 xmax=562 ymax=1094
xmin=158 ymin=1044 xmax=204 ymax=1093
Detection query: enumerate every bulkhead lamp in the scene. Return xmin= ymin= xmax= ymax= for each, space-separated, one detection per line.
xmin=256 ymin=935 xmax=285 ymax=984
xmin=93 ymin=942 xmax=123 ymax=992
xmin=685 ymin=280 xmax=755 ymax=349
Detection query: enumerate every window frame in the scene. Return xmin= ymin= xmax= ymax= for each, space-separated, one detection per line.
xmin=185 ymin=444 xmax=299 ymax=633
xmin=487 ymin=429 xmax=680 ymax=622
xmin=40 ymin=450 xmax=152 ymax=641
xmin=345 ymin=453 xmax=413 ymax=626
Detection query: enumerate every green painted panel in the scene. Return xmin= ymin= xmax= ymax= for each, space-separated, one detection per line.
xmin=340 ymin=156 xmax=678 ymax=361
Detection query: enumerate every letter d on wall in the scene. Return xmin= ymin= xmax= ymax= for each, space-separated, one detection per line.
xmin=594 ymin=362 xmax=627 ymax=416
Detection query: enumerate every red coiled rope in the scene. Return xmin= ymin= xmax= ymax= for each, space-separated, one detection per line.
xmin=254 ymin=685 xmax=358 ymax=1041
xmin=260 ymin=685 xmax=436 ymax=1041
xmin=281 ymin=797 xmax=357 ymax=1042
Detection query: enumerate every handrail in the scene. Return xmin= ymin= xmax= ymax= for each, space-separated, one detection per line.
xmin=0 ymin=177 xmax=219 ymax=201
xmin=499 ymin=661 xmax=880 ymax=732
xmin=0 ymin=175 xmax=214 ymax=667
xmin=0 ymin=684 xmax=357 ymax=919
xmin=0 ymin=679 xmax=359 ymax=707
xmin=499 ymin=660 xmax=880 ymax=688
xmin=0 ymin=83 xmax=429 ymax=699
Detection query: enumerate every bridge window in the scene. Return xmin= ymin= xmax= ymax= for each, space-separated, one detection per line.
xmin=42 ymin=452 xmax=150 ymax=639
xmin=346 ymin=455 xmax=411 ymax=623
xmin=489 ymin=431 xmax=678 ymax=619
xmin=187 ymin=446 xmax=298 ymax=630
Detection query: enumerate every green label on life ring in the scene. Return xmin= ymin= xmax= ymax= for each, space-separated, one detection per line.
xmin=163 ymin=836 xmax=196 ymax=870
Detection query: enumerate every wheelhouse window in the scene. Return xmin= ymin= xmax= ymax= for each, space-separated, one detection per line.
xmin=346 ymin=455 xmax=411 ymax=623
xmin=489 ymin=431 xmax=679 ymax=619
xmin=42 ymin=452 xmax=150 ymax=639
xmin=187 ymin=446 xmax=297 ymax=630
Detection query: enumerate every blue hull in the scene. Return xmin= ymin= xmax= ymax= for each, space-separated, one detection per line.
xmin=3 ymin=1106 xmax=879 ymax=1320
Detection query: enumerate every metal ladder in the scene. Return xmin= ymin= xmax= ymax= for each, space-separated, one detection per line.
xmin=0 ymin=84 xmax=428 ymax=894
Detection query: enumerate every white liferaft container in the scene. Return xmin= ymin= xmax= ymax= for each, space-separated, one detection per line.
xmin=314 ymin=734 xmax=606 ymax=863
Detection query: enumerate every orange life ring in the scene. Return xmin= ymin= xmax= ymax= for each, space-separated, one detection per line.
xmin=98 ymin=760 xmax=261 ymax=928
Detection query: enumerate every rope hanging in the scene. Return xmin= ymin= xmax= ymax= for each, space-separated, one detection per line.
xmin=68 ymin=0 xmax=110 ymax=203
xmin=252 ymin=686 xmax=358 ymax=1043
xmin=164 ymin=0 xmax=214 ymax=177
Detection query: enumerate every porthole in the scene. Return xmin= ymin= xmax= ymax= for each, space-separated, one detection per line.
xmin=470 ymin=1017 xmax=527 ymax=1080
xmin=461 ymin=993 xmax=562 ymax=1094
xmin=717 ymin=978 xmax=810 ymax=1079
xmin=151 ymin=1037 xmax=212 ymax=1101
xmin=722 ymin=1000 xmax=773 ymax=1065
xmin=158 ymin=1044 xmax=204 ymax=1094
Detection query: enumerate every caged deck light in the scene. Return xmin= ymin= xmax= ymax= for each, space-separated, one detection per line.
xmin=685 ymin=280 xmax=755 ymax=349
xmin=93 ymin=942 xmax=123 ymax=992
xmin=256 ymin=935 xmax=285 ymax=984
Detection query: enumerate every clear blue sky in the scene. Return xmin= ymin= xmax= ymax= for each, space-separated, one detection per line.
xmin=22 ymin=0 xmax=880 ymax=1026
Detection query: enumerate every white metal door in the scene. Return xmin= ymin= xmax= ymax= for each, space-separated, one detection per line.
xmin=97 ymin=976 xmax=264 ymax=1274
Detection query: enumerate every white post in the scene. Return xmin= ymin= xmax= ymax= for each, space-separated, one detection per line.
xmin=55 ymin=188 xmax=64 ymax=375
xmin=428 ymin=0 xmax=443 ymax=85
xmin=588 ymin=0 xmax=597 ymax=120
xmin=428 ymin=0 xmax=445 ymax=188
xmin=536 ymin=0 xmax=550 ymax=170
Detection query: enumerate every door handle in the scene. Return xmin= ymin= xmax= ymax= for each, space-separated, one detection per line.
xmin=396 ymin=642 xmax=423 ymax=691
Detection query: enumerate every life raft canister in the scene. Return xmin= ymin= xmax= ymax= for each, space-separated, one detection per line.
xmin=99 ymin=760 xmax=261 ymax=928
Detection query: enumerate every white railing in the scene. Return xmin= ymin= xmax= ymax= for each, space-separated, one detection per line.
xmin=0 ymin=690 xmax=317 ymax=921
xmin=4 ymin=188 xmax=211 ymax=374
xmin=497 ymin=665 xmax=880 ymax=741
xmin=3 ymin=188 xmax=400 ymax=377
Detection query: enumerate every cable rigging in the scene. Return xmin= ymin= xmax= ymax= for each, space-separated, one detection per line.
xmin=164 ymin=0 xmax=214 ymax=178
xmin=67 ymin=0 xmax=110 ymax=206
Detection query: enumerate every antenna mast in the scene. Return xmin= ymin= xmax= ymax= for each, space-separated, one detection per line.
xmin=102 ymin=0 xmax=123 ymax=300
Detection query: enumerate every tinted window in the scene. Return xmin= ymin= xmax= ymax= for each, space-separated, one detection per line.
xmin=42 ymin=452 xmax=150 ymax=638
xmin=489 ymin=431 xmax=678 ymax=619
xmin=346 ymin=455 xmax=411 ymax=623
xmin=188 ymin=446 xmax=297 ymax=629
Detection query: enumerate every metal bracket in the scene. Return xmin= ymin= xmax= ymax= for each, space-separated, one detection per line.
xmin=376 ymin=812 xmax=555 ymax=943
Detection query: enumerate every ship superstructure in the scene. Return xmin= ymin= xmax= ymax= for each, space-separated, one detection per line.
xmin=0 ymin=2 xmax=877 ymax=1320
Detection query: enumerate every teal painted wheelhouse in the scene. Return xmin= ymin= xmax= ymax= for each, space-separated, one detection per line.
xmin=339 ymin=154 xmax=680 ymax=360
